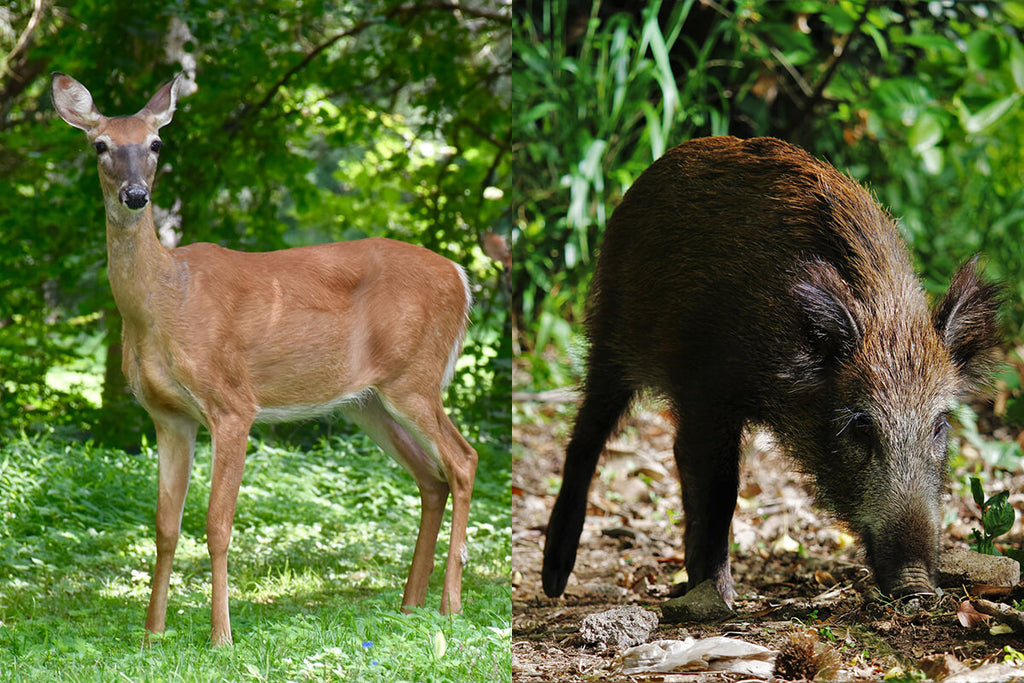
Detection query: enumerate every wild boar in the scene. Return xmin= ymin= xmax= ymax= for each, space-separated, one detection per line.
xmin=542 ymin=136 xmax=1001 ymax=604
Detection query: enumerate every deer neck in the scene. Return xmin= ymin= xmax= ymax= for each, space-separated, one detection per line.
xmin=104 ymin=200 xmax=177 ymax=324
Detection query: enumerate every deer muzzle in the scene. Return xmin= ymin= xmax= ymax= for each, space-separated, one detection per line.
xmin=120 ymin=184 xmax=150 ymax=211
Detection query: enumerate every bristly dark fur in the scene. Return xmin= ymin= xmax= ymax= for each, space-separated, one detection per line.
xmin=542 ymin=135 xmax=1003 ymax=606
xmin=932 ymin=256 xmax=1005 ymax=388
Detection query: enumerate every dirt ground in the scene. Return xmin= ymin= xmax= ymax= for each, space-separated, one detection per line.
xmin=512 ymin=396 xmax=1024 ymax=682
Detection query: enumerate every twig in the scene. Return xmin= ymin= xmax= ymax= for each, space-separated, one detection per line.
xmin=1 ymin=0 xmax=48 ymax=79
xmin=784 ymin=3 xmax=872 ymax=139
xmin=224 ymin=1 xmax=509 ymax=136
xmin=973 ymin=598 xmax=1024 ymax=632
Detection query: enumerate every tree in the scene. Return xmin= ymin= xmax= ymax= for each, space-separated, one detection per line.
xmin=0 ymin=0 xmax=511 ymax=443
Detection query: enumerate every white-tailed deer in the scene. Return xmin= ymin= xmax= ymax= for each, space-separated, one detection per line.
xmin=51 ymin=72 xmax=478 ymax=646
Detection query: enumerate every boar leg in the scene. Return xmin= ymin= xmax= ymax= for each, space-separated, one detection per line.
xmin=542 ymin=349 xmax=635 ymax=598
xmin=674 ymin=413 xmax=741 ymax=606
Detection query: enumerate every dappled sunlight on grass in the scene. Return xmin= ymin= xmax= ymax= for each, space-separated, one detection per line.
xmin=0 ymin=423 xmax=510 ymax=681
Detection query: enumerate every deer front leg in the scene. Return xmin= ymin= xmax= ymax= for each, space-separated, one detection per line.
xmin=206 ymin=418 xmax=251 ymax=646
xmin=145 ymin=418 xmax=198 ymax=642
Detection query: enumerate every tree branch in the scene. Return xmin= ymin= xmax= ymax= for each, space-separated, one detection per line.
xmin=1 ymin=0 xmax=48 ymax=80
xmin=783 ymin=3 xmax=872 ymax=140
xmin=224 ymin=1 xmax=509 ymax=136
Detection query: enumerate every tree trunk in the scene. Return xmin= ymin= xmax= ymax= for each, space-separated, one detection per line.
xmin=96 ymin=307 xmax=149 ymax=450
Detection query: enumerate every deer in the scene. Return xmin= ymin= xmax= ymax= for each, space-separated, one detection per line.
xmin=50 ymin=72 xmax=479 ymax=646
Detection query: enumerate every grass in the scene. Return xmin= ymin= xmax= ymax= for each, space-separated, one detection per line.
xmin=0 ymin=422 xmax=511 ymax=682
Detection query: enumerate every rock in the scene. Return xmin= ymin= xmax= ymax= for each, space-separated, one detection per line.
xmin=942 ymin=662 xmax=1024 ymax=682
xmin=661 ymin=580 xmax=733 ymax=623
xmin=938 ymin=548 xmax=1020 ymax=588
xmin=579 ymin=606 xmax=659 ymax=648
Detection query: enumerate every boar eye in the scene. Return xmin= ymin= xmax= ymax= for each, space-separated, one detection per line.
xmin=852 ymin=412 xmax=873 ymax=440
xmin=933 ymin=416 xmax=951 ymax=442
xmin=843 ymin=411 xmax=873 ymax=447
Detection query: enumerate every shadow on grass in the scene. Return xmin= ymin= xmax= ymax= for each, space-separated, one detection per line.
xmin=1 ymin=431 xmax=510 ymax=657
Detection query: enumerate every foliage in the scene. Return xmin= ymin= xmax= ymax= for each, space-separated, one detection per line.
xmin=968 ymin=476 xmax=1015 ymax=557
xmin=512 ymin=0 xmax=729 ymax=385
xmin=952 ymin=403 xmax=1023 ymax=471
xmin=511 ymin=0 xmax=1024 ymax=387
xmin=0 ymin=0 xmax=510 ymax=439
xmin=0 ymin=425 xmax=511 ymax=681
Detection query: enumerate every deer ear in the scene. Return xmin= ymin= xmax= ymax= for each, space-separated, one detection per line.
xmin=932 ymin=257 xmax=1003 ymax=385
xmin=51 ymin=72 xmax=105 ymax=132
xmin=793 ymin=260 xmax=863 ymax=368
xmin=138 ymin=73 xmax=187 ymax=130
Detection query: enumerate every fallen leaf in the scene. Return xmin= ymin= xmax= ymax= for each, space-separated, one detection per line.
xmin=814 ymin=569 xmax=837 ymax=587
xmin=671 ymin=568 xmax=689 ymax=586
xmin=772 ymin=533 xmax=803 ymax=555
xmin=957 ymin=600 xmax=990 ymax=629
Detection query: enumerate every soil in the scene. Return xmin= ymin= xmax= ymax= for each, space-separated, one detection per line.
xmin=512 ymin=396 xmax=1024 ymax=682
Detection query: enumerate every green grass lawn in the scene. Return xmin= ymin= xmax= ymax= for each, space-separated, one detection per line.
xmin=0 ymin=423 xmax=510 ymax=681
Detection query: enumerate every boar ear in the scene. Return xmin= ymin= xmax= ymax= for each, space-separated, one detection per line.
xmin=932 ymin=257 xmax=1002 ymax=384
xmin=793 ymin=260 xmax=863 ymax=367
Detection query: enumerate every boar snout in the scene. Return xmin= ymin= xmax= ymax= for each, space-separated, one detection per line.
xmin=861 ymin=493 xmax=940 ymax=599
xmin=871 ymin=556 xmax=936 ymax=598
xmin=888 ymin=567 xmax=936 ymax=598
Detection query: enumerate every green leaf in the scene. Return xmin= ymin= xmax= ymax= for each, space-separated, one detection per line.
xmin=1003 ymin=397 xmax=1024 ymax=427
xmin=985 ymin=490 xmax=1011 ymax=509
xmin=908 ymin=113 xmax=943 ymax=153
xmin=963 ymin=94 xmax=1021 ymax=134
xmin=966 ymin=30 xmax=1001 ymax=72
xmin=431 ymin=630 xmax=447 ymax=660
xmin=920 ymin=147 xmax=943 ymax=175
xmin=1011 ymin=39 xmax=1024 ymax=91
xmin=970 ymin=529 xmax=995 ymax=556
xmin=1006 ymin=1 xmax=1024 ymax=26
xmin=971 ymin=477 xmax=986 ymax=508
xmin=982 ymin=498 xmax=1015 ymax=538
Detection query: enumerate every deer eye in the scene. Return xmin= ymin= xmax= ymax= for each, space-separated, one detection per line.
xmin=93 ymin=141 xmax=108 ymax=154
xmin=150 ymin=139 xmax=163 ymax=153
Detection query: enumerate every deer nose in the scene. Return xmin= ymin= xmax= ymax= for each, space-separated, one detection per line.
xmin=120 ymin=184 xmax=150 ymax=211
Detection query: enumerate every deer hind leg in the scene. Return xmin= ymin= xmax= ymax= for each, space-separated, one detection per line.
xmin=145 ymin=417 xmax=198 ymax=641
xmin=343 ymin=391 xmax=477 ymax=614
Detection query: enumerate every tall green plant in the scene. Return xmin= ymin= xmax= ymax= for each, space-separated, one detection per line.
xmin=512 ymin=0 xmax=730 ymax=386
